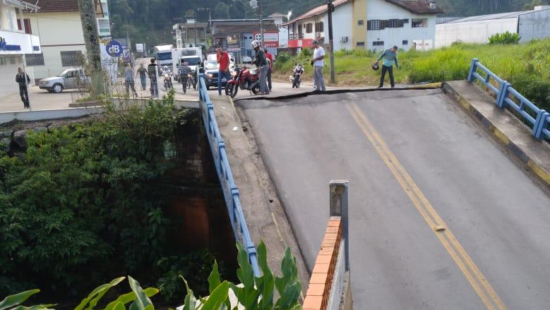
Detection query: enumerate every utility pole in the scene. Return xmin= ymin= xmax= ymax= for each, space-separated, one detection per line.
xmin=77 ymin=0 xmax=105 ymax=95
xmin=259 ymin=0 xmax=264 ymax=44
xmin=327 ymin=0 xmax=336 ymax=84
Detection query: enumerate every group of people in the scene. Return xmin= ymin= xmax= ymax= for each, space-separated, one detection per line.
xmin=216 ymin=41 xmax=274 ymax=96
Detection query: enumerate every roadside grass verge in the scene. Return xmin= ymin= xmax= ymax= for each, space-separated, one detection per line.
xmin=274 ymin=39 xmax=550 ymax=110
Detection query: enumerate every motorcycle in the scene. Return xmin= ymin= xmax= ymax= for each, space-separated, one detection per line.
xmin=163 ymin=69 xmax=173 ymax=90
xmin=290 ymin=63 xmax=304 ymax=88
xmin=225 ymin=66 xmax=260 ymax=98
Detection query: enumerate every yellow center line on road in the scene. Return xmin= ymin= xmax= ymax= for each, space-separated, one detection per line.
xmin=346 ymin=103 xmax=508 ymax=310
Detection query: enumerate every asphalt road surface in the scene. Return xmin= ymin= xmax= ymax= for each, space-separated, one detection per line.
xmin=238 ymin=89 xmax=550 ymax=310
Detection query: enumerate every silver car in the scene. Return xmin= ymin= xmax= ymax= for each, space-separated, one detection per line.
xmin=39 ymin=68 xmax=90 ymax=93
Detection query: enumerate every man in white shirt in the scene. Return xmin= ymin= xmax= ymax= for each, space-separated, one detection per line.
xmin=310 ymin=40 xmax=326 ymax=92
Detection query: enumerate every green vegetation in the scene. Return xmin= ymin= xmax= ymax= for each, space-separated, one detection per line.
xmin=1 ymin=241 xmax=302 ymax=310
xmin=489 ymin=32 xmax=522 ymax=45
xmin=110 ymin=0 xmax=543 ymax=50
xmin=0 ymin=93 xmax=226 ymax=305
xmin=273 ymin=39 xmax=550 ymax=110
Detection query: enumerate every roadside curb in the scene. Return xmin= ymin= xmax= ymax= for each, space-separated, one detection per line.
xmin=443 ymin=82 xmax=550 ymax=188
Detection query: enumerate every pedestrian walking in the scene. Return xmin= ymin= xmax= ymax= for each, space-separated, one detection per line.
xmin=178 ymin=61 xmax=191 ymax=94
xmin=265 ymin=48 xmax=273 ymax=91
xmin=148 ymin=58 xmax=159 ymax=97
xmin=376 ymin=46 xmax=400 ymax=88
xmin=16 ymin=67 xmax=31 ymax=109
xmin=252 ymin=40 xmax=269 ymax=95
xmin=124 ymin=63 xmax=138 ymax=97
xmin=311 ymin=40 xmax=326 ymax=92
xmin=137 ymin=63 xmax=147 ymax=90
xmin=216 ymin=45 xmax=231 ymax=96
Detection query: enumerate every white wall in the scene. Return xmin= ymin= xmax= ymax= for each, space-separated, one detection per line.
xmin=323 ymin=3 xmax=353 ymax=50
xmin=0 ymin=55 xmax=24 ymax=100
xmin=435 ymin=18 xmax=518 ymax=48
xmin=26 ymin=12 xmax=86 ymax=79
xmin=519 ymin=9 xmax=550 ymax=42
xmin=0 ymin=2 xmax=19 ymax=31
xmin=366 ymin=0 xmax=437 ymax=51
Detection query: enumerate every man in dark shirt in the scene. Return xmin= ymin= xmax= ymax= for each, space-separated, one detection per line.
xmin=15 ymin=67 xmax=31 ymax=109
xmin=253 ymin=40 xmax=268 ymax=95
xmin=147 ymin=58 xmax=159 ymax=98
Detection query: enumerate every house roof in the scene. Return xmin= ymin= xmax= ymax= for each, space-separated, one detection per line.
xmin=33 ymin=0 xmax=79 ymax=13
xmin=439 ymin=7 xmax=550 ymax=24
xmin=269 ymin=12 xmax=287 ymax=17
xmin=285 ymin=0 xmax=350 ymax=25
xmin=385 ymin=0 xmax=444 ymax=14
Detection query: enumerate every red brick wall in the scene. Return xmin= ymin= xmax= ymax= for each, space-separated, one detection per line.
xmin=303 ymin=217 xmax=342 ymax=310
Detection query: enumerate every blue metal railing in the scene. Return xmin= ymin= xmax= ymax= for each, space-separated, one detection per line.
xmin=467 ymin=58 xmax=550 ymax=140
xmin=197 ymin=73 xmax=260 ymax=276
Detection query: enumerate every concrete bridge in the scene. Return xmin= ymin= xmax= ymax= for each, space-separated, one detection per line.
xmin=199 ymin=65 xmax=550 ymax=309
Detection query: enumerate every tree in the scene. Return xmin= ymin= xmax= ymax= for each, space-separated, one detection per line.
xmin=214 ymin=2 xmax=230 ymax=19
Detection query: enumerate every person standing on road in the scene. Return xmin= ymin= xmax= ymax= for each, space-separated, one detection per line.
xmin=311 ymin=40 xmax=326 ymax=92
xmin=124 ymin=63 xmax=138 ymax=97
xmin=376 ymin=46 xmax=400 ymax=88
xmin=16 ymin=67 xmax=31 ymax=109
xmin=137 ymin=63 xmax=147 ymax=90
xmin=216 ymin=45 xmax=231 ymax=96
xmin=179 ymin=62 xmax=191 ymax=94
xmin=265 ymin=48 xmax=273 ymax=91
xmin=148 ymin=58 xmax=159 ymax=97
xmin=253 ymin=40 xmax=269 ymax=95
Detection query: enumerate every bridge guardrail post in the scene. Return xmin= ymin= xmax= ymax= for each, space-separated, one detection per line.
xmin=467 ymin=58 xmax=479 ymax=83
xmin=533 ymin=110 xmax=549 ymax=140
xmin=330 ymin=180 xmax=350 ymax=271
xmin=496 ymin=81 xmax=511 ymax=109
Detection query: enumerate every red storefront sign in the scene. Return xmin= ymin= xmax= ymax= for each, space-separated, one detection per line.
xmin=253 ymin=32 xmax=279 ymax=47
xmin=288 ymin=39 xmax=313 ymax=48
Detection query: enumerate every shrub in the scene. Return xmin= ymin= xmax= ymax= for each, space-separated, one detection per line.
xmin=489 ymin=32 xmax=521 ymax=45
xmin=276 ymin=52 xmax=291 ymax=63
xmin=0 ymin=93 xmax=191 ymax=300
xmin=299 ymin=47 xmax=312 ymax=58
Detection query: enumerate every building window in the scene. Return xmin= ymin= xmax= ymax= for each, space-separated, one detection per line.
xmin=61 ymin=51 xmax=83 ymax=67
xmin=306 ymin=23 xmax=313 ymax=33
xmin=356 ymin=42 xmax=365 ymax=47
xmin=315 ymin=22 xmax=324 ymax=32
xmin=373 ymin=41 xmax=384 ymax=47
xmin=25 ymin=53 xmax=45 ymax=66
xmin=367 ymin=20 xmax=381 ymax=30
xmin=358 ymin=20 xmax=364 ymax=26
xmin=388 ymin=19 xmax=404 ymax=28
xmin=18 ymin=19 xmax=33 ymax=34
xmin=402 ymin=40 xmax=408 ymax=45
xmin=403 ymin=19 xmax=409 ymax=24
xmin=412 ymin=18 xmax=428 ymax=28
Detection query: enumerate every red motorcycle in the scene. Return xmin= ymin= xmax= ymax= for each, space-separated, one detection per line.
xmin=225 ymin=66 xmax=260 ymax=98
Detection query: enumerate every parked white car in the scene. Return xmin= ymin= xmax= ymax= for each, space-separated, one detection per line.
xmin=39 ymin=68 xmax=90 ymax=93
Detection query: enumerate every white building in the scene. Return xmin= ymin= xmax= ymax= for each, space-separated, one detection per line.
xmin=365 ymin=0 xmax=443 ymax=51
xmin=436 ymin=6 xmax=550 ymax=48
xmin=284 ymin=0 xmax=353 ymax=51
xmin=0 ymin=0 xmax=41 ymax=98
xmin=25 ymin=0 xmax=109 ymax=81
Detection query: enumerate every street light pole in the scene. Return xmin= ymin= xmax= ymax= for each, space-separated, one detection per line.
xmin=259 ymin=0 xmax=264 ymax=44
xmin=327 ymin=0 xmax=336 ymax=84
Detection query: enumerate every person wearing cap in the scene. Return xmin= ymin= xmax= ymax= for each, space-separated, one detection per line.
xmin=311 ymin=40 xmax=326 ymax=92
xmin=376 ymin=46 xmax=400 ymax=88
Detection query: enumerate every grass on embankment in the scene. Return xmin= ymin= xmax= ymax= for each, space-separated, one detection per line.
xmin=273 ymin=39 xmax=550 ymax=110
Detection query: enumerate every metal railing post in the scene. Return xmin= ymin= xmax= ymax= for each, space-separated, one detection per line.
xmin=467 ymin=58 xmax=479 ymax=82
xmin=330 ymin=180 xmax=349 ymax=271
xmin=533 ymin=110 xmax=549 ymax=140
xmin=496 ymin=81 xmax=511 ymax=109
